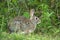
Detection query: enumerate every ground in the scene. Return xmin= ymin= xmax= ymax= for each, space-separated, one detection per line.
xmin=0 ymin=32 xmax=60 ymax=40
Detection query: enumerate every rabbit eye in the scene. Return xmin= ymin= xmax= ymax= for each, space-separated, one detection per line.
xmin=36 ymin=18 xmax=37 ymax=20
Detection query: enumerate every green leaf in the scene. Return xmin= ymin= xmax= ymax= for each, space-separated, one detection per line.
xmin=23 ymin=12 xmax=30 ymax=19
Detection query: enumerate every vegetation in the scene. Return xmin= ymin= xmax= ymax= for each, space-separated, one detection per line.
xmin=0 ymin=0 xmax=60 ymax=40
xmin=0 ymin=32 xmax=60 ymax=40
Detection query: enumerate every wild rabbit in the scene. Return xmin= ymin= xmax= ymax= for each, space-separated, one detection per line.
xmin=8 ymin=9 xmax=40 ymax=34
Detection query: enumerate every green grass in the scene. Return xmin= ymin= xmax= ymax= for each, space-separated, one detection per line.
xmin=0 ymin=32 xmax=60 ymax=40
xmin=0 ymin=0 xmax=60 ymax=40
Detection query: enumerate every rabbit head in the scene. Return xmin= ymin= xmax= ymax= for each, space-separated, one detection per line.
xmin=30 ymin=9 xmax=40 ymax=25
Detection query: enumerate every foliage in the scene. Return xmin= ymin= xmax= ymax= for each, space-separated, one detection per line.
xmin=0 ymin=0 xmax=60 ymax=39
xmin=23 ymin=12 xmax=30 ymax=19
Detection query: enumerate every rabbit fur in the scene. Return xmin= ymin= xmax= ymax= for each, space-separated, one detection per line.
xmin=8 ymin=9 xmax=40 ymax=34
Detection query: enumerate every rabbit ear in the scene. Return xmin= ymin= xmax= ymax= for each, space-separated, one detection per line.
xmin=30 ymin=9 xmax=35 ymax=20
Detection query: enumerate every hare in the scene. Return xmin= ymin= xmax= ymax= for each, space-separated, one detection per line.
xmin=8 ymin=9 xmax=40 ymax=34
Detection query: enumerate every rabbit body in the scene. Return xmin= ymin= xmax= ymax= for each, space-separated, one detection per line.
xmin=8 ymin=9 xmax=40 ymax=34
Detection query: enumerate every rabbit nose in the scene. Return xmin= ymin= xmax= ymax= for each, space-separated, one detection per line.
xmin=37 ymin=20 xmax=41 ymax=24
xmin=39 ymin=20 xmax=41 ymax=23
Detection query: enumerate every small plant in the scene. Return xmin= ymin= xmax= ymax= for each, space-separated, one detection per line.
xmin=23 ymin=12 xmax=30 ymax=19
